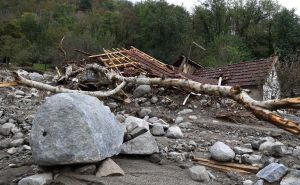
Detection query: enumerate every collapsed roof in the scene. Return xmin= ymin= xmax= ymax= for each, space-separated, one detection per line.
xmin=89 ymin=47 xmax=217 ymax=84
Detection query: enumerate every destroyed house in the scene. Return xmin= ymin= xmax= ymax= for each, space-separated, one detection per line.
xmin=89 ymin=47 xmax=217 ymax=84
xmin=193 ymin=56 xmax=280 ymax=100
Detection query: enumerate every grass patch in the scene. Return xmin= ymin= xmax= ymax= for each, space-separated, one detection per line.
xmin=32 ymin=63 xmax=52 ymax=72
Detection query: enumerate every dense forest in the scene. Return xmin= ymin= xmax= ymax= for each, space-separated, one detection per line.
xmin=0 ymin=0 xmax=300 ymax=68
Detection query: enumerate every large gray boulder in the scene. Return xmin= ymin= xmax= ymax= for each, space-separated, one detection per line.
xmin=210 ymin=141 xmax=235 ymax=162
xmin=30 ymin=93 xmax=125 ymax=165
xmin=188 ymin=165 xmax=210 ymax=182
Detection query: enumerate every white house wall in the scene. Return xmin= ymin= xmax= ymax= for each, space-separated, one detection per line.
xmin=263 ymin=66 xmax=280 ymax=100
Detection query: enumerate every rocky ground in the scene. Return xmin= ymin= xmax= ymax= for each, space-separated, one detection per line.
xmin=1 ymin=69 xmax=300 ymax=185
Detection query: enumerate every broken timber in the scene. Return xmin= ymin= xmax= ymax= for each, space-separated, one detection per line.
xmin=0 ymin=82 xmax=18 ymax=87
xmin=192 ymin=157 xmax=259 ymax=174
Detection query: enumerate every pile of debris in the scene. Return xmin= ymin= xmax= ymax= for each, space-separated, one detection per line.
xmin=1 ymin=47 xmax=300 ymax=185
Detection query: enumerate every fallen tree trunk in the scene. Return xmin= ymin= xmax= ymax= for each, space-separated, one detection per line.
xmin=12 ymin=64 xmax=300 ymax=134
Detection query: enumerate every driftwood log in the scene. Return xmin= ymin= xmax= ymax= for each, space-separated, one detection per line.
xmin=12 ymin=64 xmax=300 ymax=135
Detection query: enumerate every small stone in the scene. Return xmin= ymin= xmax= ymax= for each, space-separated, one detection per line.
xmin=138 ymin=108 xmax=152 ymax=118
xmin=175 ymin=116 xmax=184 ymax=124
xmin=0 ymin=111 xmax=3 ymax=117
xmin=280 ymin=170 xmax=300 ymax=185
xmin=96 ymin=158 xmax=125 ymax=177
xmin=133 ymin=85 xmax=151 ymax=98
xmin=151 ymin=96 xmax=158 ymax=104
xmin=29 ymin=72 xmax=44 ymax=82
xmin=259 ymin=141 xmax=276 ymax=153
xmin=121 ymin=131 xmax=159 ymax=154
xmin=166 ymin=126 xmax=183 ymax=139
xmin=233 ymin=146 xmax=254 ymax=155
xmin=10 ymin=138 xmax=24 ymax=147
xmin=254 ymin=179 xmax=264 ymax=185
xmin=149 ymin=153 xmax=163 ymax=164
xmin=188 ymin=165 xmax=210 ymax=182
xmin=178 ymin=109 xmax=193 ymax=115
xmin=125 ymin=116 xmax=150 ymax=131
xmin=188 ymin=115 xmax=197 ymax=120
xmin=243 ymin=180 xmax=254 ymax=185
xmin=0 ymin=138 xmax=12 ymax=149
xmin=292 ymin=146 xmax=300 ymax=157
xmin=242 ymin=154 xmax=262 ymax=165
xmin=15 ymin=90 xmax=25 ymax=96
xmin=150 ymin=125 xmax=165 ymax=136
xmin=74 ymin=164 xmax=96 ymax=175
xmin=256 ymin=163 xmax=288 ymax=183
xmin=107 ymin=102 xmax=119 ymax=109
xmin=210 ymin=141 xmax=235 ymax=162
xmin=271 ymin=145 xmax=288 ymax=157
xmin=7 ymin=147 xmax=17 ymax=154
xmin=18 ymin=173 xmax=52 ymax=185
xmin=178 ymin=122 xmax=192 ymax=128
xmin=23 ymin=145 xmax=31 ymax=150
xmin=189 ymin=140 xmax=197 ymax=147
xmin=0 ymin=122 xmax=15 ymax=136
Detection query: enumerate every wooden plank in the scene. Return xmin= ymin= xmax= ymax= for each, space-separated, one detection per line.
xmin=193 ymin=157 xmax=259 ymax=172
xmin=113 ymin=48 xmax=146 ymax=72
xmin=89 ymin=50 xmax=126 ymax=58
xmin=0 ymin=82 xmax=18 ymax=87
xmin=107 ymin=62 xmax=139 ymax=69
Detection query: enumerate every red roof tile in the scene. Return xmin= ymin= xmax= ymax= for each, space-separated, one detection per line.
xmin=194 ymin=57 xmax=278 ymax=86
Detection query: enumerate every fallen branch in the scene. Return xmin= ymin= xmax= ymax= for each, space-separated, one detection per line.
xmin=192 ymin=157 xmax=259 ymax=174
xmin=12 ymin=72 xmax=126 ymax=98
xmin=12 ymin=64 xmax=300 ymax=134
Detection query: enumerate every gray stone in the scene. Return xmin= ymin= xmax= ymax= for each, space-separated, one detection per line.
xmin=30 ymin=93 xmax=125 ymax=165
xmin=18 ymin=173 xmax=52 ymax=185
xmin=107 ymin=102 xmax=119 ymax=109
xmin=188 ymin=115 xmax=197 ymax=120
xmin=166 ymin=126 xmax=183 ymax=139
xmin=125 ymin=116 xmax=150 ymax=131
xmin=150 ymin=125 xmax=165 ymax=136
xmin=175 ymin=116 xmax=184 ymax=124
xmin=96 ymin=158 xmax=125 ymax=177
xmin=151 ymin=96 xmax=158 ymax=104
xmin=178 ymin=109 xmax=193 ymax=115
xmin=147 ymin=117 xmax=159 ymax=124
xmin=233 ymin=146 xmax=254 ymax=155
xmin=74 ymin=164 xmax=96 ymax=175
xmin=121 ymin=131 xmax=159 ymax=155
xmin=259 ymin=141 xmax=277 ymax=153
xmin=15 ymin=90 xmax=25 ymax=96
xmin=138 ymin=108 xmax=152 ymax=118
xmin=188 ymin=165 xmax=210 ymax=182
xmin=242 ymin=154 xmax=262 ymax=165
xmin=29 ymin=72 xmax=44 ymax=82
xmin=133 ymin=85 xmax=151 ymax=98
xmin=10 ymin=138 xmax=24 ymax=147
xmin=0 ymin=122 xmax=15 ymax=136
xmin=292 ymin=147 xmax=300 ymax=157
xmin=178 ymin=122 xmax=192 ymax=129
xmin=7 ymin=147 xmax=17 ymax=154
xmin=243 ymin=180 xmax=254 ymax=185
xmin=209 ymin=141 xmax=235 ymax=162
xmin=256 ymin=163 xmax=288 ymax=183
xmin=280 ymin=170 xmax=300 ymax=185
xmin=0 ymin=110 xmax=3 ymax=117
xmin=254 ymin=179 xmax=264 ymax=185
xmin=271 ymin=145 xmax=288 ymax=157
xmin=0 ymin=138 xmax=12 ymax=149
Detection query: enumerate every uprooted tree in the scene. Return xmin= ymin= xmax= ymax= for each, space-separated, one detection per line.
xmin=12 ymin=64 xmax=300 ymax=135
